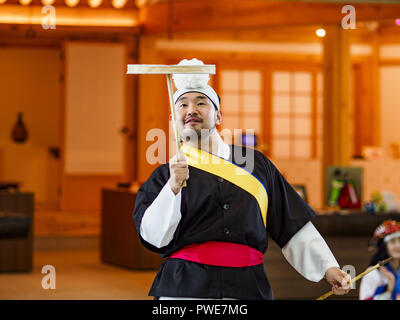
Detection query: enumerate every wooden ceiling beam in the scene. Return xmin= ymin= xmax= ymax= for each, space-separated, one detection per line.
xmin=0 ymin=23 xmax=140 ymax=48
xmin=142 ymin=0 xmax=400 ymax=34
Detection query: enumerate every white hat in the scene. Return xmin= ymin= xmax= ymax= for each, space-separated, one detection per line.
xmin=172 ymin=58 xmax=220 ymax=110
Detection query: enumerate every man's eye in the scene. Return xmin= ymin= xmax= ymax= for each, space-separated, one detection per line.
xmin=198 ymin=103 xmax=205 ymax=106
xmin=179 ymin=104 xmax=187 ymax=108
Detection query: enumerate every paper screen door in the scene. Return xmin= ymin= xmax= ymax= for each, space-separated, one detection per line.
xmin=61 ymin=42 xmax=126 ymax=211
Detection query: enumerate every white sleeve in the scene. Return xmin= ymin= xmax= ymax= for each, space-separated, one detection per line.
xmin=359 ymin=269 xmax=386 ymax=300
xmin=140 ymin=179 xmax=182 ymax=248
xmin=281 ymin=221 xmax=340 ymax=282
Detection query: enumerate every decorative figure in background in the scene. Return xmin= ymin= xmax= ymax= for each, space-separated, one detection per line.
xmin=328 ymin=169 xmax=344 ymax=208
xmin=365 ymin=191 xmax=399 ymax=214
xmin=338 ymin=172 xmax=361 ymax=209
xmin=11 ymin=112 xmax=29 ymax=144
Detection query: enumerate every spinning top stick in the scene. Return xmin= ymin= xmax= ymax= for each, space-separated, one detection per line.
xmin=127 ymin=64 xmax=216 ymax=187
xmin=316 ymin=257 xmax=393 ymax=300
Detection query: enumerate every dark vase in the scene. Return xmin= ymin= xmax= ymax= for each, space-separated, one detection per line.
xmin=11 ymin=112 xmax=29 ymax=143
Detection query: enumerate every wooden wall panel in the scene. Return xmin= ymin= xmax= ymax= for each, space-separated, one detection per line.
xmin=353 ymin=60 xmax=374 ymax=156
xmin=137 ymin=36 xmax=169 ymax=182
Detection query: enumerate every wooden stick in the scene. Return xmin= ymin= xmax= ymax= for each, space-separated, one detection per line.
xmin=166 ymin=74 xmax=186 ymax=187
xmin=316 ymin=257 xmax=393 ymax=300
xmin=127 ymin=64 xmax=216 ymax=74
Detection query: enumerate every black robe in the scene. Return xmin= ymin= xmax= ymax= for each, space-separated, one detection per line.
xmin=133 ymin=145 xmax=315 ymax=299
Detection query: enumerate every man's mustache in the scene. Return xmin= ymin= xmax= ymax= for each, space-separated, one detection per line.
xmin=184 ymin=116 xmax=202 ymax=123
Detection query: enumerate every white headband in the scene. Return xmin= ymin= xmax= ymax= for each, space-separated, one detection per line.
xmin=384 ymin=231 xmax=400 ymax=243
xmin=172 ymin=58 xmax=220 ymax=110
xmin=173 ymin=86 xmax=220 ymax=110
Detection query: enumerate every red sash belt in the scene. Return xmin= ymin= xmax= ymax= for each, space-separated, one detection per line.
xmin=169 ymin=241 xmax=264 ymax=267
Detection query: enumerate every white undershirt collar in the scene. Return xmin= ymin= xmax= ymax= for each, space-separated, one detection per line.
xmin=215 ymin=133 xmax=230 ymax=160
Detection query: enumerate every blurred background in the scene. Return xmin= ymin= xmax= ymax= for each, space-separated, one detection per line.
xmin=0 ymin=0 xmax=400 ymax=299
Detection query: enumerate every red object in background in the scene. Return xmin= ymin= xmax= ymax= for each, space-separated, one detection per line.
xmin=338 ymin=173 xmax=361 ymax=209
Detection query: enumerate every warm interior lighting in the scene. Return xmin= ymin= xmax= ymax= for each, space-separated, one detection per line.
xmin=112 ymin=0 xmax=127 ymax=9
xmin=0 ymin=6 xmax=139 ymax=27
xmin=0 ymin=0 xmax=7 ymax=4
xmin=316 ymin=28 xmax=326 ymax=38
xmin=41 ymin=0 xmax=55 ymax=5
xmin=65 ymin=0 xmax=79 ymax=7
xmin=396 ymin=19 xmax=400 ymax=26
xmin=19 ymin=0 xmax=32 ymax=5
xmin=88 ymin=0 xmax=102 ymax=8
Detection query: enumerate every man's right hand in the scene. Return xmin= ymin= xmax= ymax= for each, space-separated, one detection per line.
xmin=169 ymin=151 xmax=189 ymax=195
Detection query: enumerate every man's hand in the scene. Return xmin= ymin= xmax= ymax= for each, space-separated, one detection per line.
xmin=169 ymin=151 xmax=189 ymax=195
xmin=325 ymin=267 xmax=352 ymax=295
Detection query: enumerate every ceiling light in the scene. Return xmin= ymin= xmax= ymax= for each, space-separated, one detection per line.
xmin=65 ymin=0 xmax=79 ymax=7
xmin=112 ymin=0 xmax=127 ymax=9
xmin=316 ymin=28 xmax=326 ymax=38
xmin=19 ymin=0 xmax=32 ymax=5
xmin=88 ymin=0 xmax=102 ymax=8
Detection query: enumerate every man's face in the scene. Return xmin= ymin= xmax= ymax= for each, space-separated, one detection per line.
xmin=174 ymin=92 xmax=222 ymax=140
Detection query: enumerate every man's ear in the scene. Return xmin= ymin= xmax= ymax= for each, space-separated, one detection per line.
xmin=216 ymin=110 xmax=222 ymax=125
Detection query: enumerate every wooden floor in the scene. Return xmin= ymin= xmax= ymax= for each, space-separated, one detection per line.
xmin=0 ymin=248 xmax=157 ymax=300
xmin=34 ymin=203 xmax=101 ymax=237
xmin=0 ymin=234 xmax=363 ymax=300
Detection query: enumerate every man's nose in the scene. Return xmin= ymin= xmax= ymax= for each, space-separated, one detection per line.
xmin=186 ymin=103 xmax=199 ymax=115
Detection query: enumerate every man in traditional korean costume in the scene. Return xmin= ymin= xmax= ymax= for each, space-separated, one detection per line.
xmin=133 ymin=58 xmax=352 ymax=300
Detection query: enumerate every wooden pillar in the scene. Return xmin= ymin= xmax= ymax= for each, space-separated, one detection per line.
xmin=123 ymin=37 xmax=139 ymax=182
xmin=321 ymin=24 xmax=352 ymax=206
xmin=371 ymin=31 xmax=381 ymax=147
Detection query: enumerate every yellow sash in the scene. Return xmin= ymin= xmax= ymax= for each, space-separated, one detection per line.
xmin=181 ymin=144 xmax=268 ymax=228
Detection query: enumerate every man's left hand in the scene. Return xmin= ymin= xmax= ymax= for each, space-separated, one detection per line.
xmin=325 ymin=267 xmax=352 ymax=295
